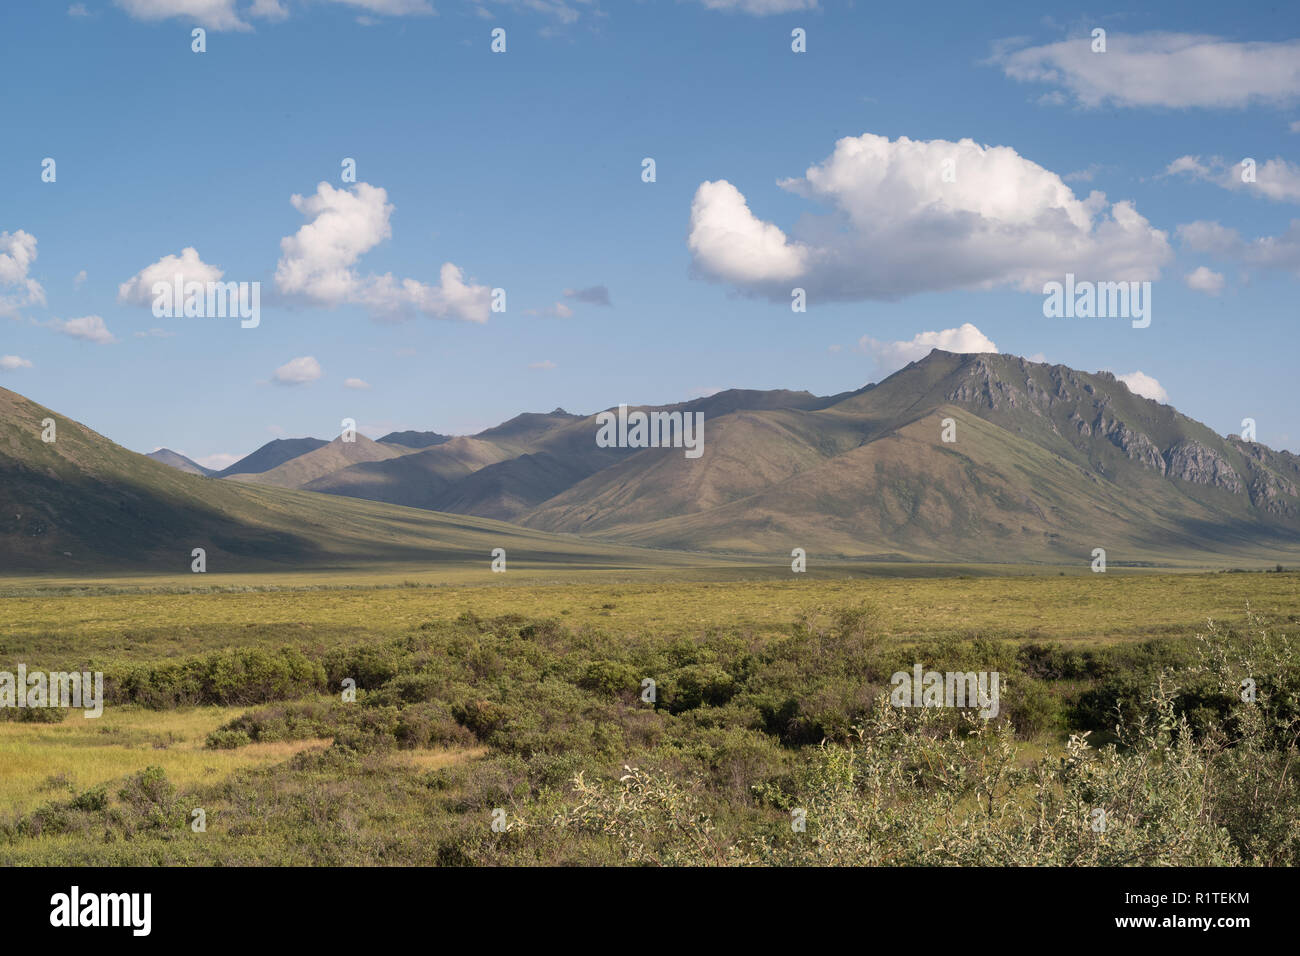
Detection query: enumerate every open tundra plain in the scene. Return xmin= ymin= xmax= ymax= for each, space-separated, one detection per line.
xmin=2 ymin=566 xmax=1297 ymax=866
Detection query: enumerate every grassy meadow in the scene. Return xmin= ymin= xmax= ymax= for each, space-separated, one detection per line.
xmin=2 ymin=565 xmax=1298 ymax=865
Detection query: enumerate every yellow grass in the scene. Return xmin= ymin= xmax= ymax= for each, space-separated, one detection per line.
xmin=3 ymin=570 xmax=1296 ymax=657
xmin=388 ymin=746 xmax=489 ymax=772
xmin=0 ymin=705 xmax=330 ymax=814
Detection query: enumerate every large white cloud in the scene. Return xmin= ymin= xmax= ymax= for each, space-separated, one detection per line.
xmin=688 ymin=180 xmax=809 ymax=284
xmin=118 ymin=247 xmax=225 ymax=305
xmin=997 ymin=33 xmax=1300 ymax=109
xmin=1116 ymin=370 xmax=1168 ymax=403
xmin=0 ymin=230 xmax=46 ymax=318
xmin=688 ymin=133 xmax=1170 ymax=302
xmin=275 ymin=182 xmax=491 ymax=323
xmin=859 ymin=323 xmax=998 ymax=376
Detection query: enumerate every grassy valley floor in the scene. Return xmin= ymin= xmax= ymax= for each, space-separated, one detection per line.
xmin=2 ymin=567 xmax=1297 ymax=865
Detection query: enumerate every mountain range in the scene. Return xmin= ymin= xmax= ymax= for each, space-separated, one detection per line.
xmin=4 ymin=349 xmax=1299 ymax=572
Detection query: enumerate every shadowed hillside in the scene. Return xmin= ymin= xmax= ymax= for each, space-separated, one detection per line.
xmin=0 ymin=386 xmax=719 ymax=573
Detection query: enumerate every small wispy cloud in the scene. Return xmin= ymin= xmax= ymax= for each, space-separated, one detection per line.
xmin=1184 ymin=266 xmax=1225 ymax=295
xmin=272 ymin=355 xmax=322 ymax=385
xmin=524 ymin=302 xmax=574 ymax=318
xmin=54 ymin=315 xmax=117 ymax=344
xmin=563 ymin=285 xmax=612 ymax=306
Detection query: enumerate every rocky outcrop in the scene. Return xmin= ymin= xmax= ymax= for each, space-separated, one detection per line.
xmin=1163 ymin=440 xmax=1243 ymax=493
xmin=948 ymin=359 xmax=1028 ymax=411
xmin=1247 ymin=471 xmax=1299 ymax=515
xmin=1096 ymin=414 xmax=1166 ymax=474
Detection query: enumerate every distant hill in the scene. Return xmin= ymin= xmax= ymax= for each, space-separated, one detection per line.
xmin=229 ymin=434 xmax=414 ymax=489
xmin=0 ymin=386 xmax=697 ymax=573
xmin=215 ymin=437 xmax=328 ymax=477
xmin=377 ymin=430 xmax=452 ymax=450
xmin=303 ymin=436 xmax=515 ymax=509
xmin=146 ymin=448 xmax=212 ymax=476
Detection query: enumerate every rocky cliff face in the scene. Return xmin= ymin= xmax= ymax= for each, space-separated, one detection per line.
xmin=1163 ymin=440 xmax=1244 ymax=493
xmin=1097 ymin=413 xmax=1167 ymax=474
xmin=937 ymin=353 xmax=1271 ymax=498
xmin=1229 ymin=438 xmax=1300 ymax=514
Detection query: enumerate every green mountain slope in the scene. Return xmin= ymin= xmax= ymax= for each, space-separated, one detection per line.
xmin=0 ymin=386 xmax=703 ymax=573
xmin=215 ymin=437 xmax=328 ymax=477
xmin=231 ymin=434 xmax=415 ymax=489
xmin=287 ymin=391 xmax=837 ymax=521
xmin=302 ymin=436 xmax=516 ymax=508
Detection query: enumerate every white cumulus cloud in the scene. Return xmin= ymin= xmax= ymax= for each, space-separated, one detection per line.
xmin=273 ymin=355 xmax=322 ymax=385
xmin=275 ymin=182 xmax=491 ymax=323
xmin=1115 ymin=370 xmax=1168 ymax=403
xmin=859 ymin=323 xmax=999 ymax=376
xmin=343 ymin=377 xmax=371 ymax=389
xmin=687 ymin=133 xmax=1170 ymax=302
xmin=118 ymin=247 xmax=225 ymax=305
xmin=0 ymin=230 xmax=47 ymax=318
xmin=1184 ymin=266 xmax=1225 ymax=295
xmin=1 ymin=355 xmax=33 ymax=371
xmin=688 ymin=180 xmax=809 ymax=285
xmin=997 ymin=33 xmax=1300 ymax=109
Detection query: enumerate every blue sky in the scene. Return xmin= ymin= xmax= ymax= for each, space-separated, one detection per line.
xmin=3 ymin=0 xmax=1299 ymax=468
